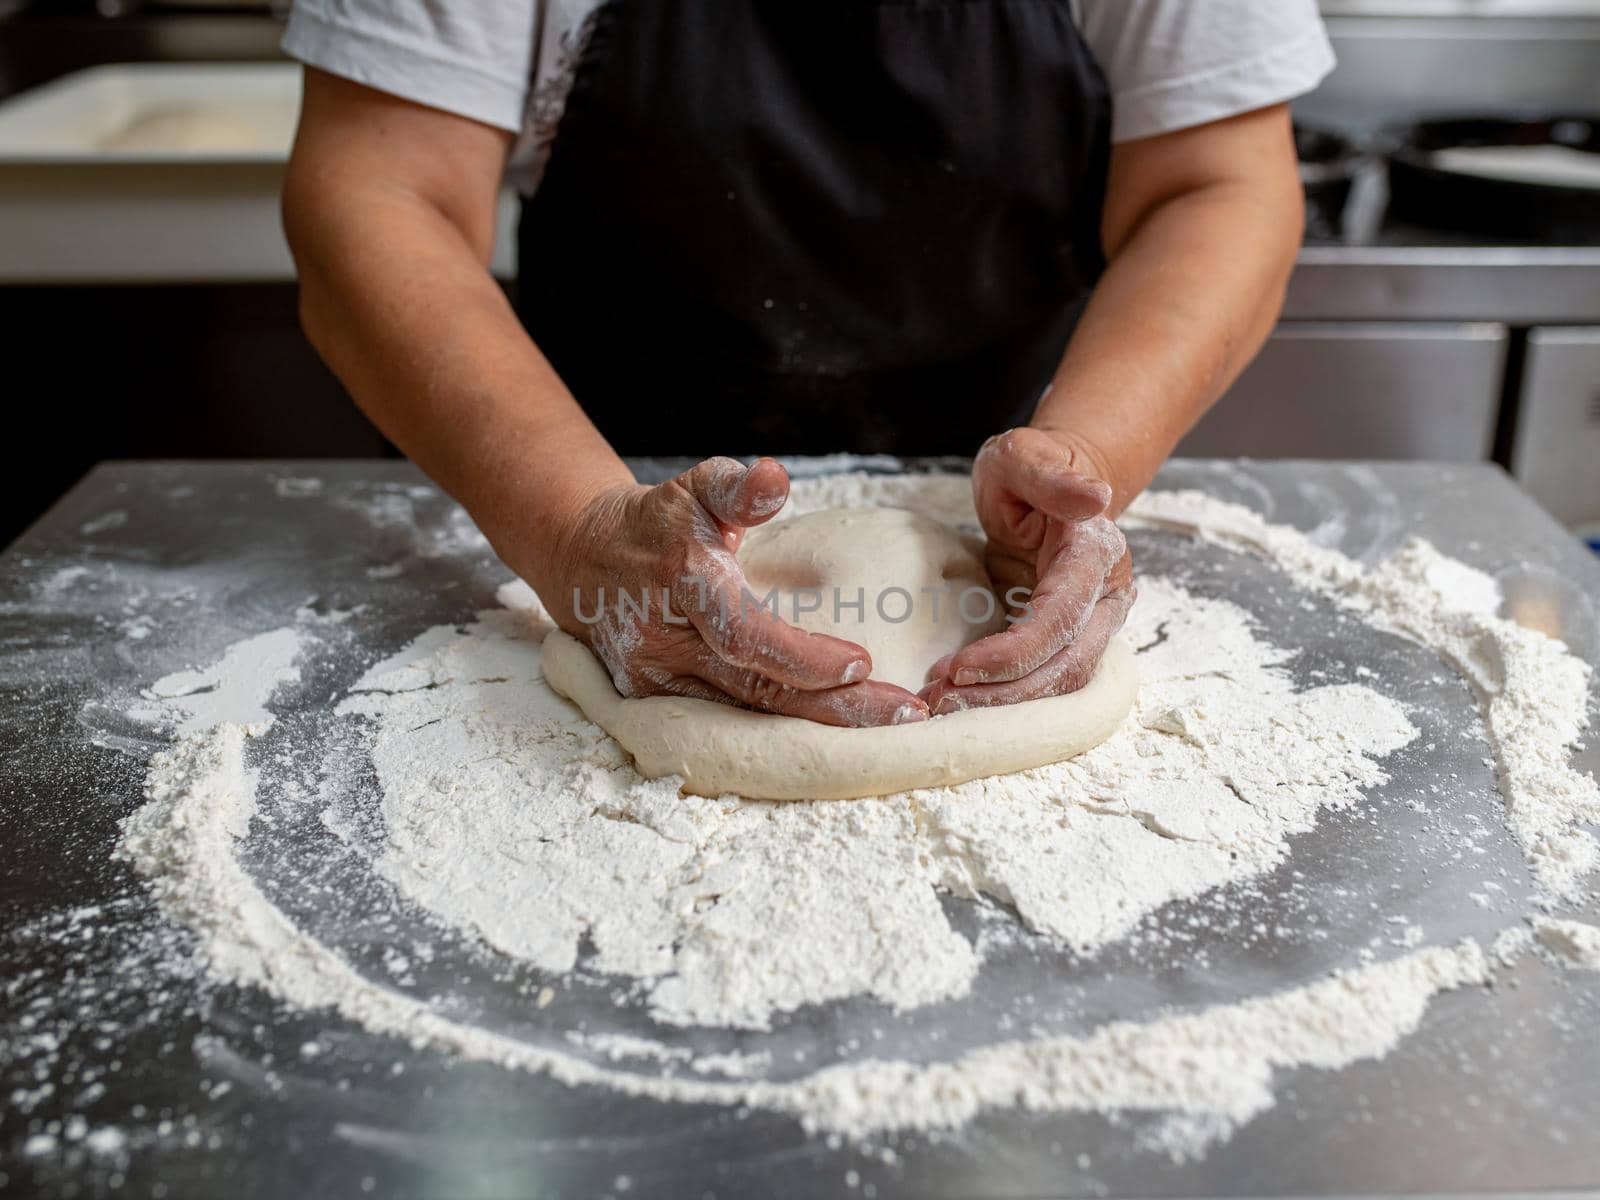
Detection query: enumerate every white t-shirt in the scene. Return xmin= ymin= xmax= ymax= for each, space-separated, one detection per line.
xmin=283 ymin=0 xmax=1334 ymax=195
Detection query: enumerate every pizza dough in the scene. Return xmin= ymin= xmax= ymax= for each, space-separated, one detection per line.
xmin=542 ymin=506 xmax=1138 ymax=800
xmin=736 ymin=507 xmax=1005 ymax=692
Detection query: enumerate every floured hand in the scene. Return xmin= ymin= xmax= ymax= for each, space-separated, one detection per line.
xmin=922 ymin=429 xmax=1135 ymax=715
xmin=520 ymin=457 xmax=930 ymax=728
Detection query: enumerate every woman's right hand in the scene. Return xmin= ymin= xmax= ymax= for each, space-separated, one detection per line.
xmin=507 ymin=457 xmax=930 ymax=728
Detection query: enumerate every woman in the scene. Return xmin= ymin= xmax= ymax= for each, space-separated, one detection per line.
xmin=281 ymin=0 xmax=1332 ymax=727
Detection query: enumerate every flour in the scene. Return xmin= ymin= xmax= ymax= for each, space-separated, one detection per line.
xmin=116 ymin=719 xmax=1495 ymax=1156
xmin=1129 ymin=490 xmax=1600 ymax=899
xmin=337 ymin=479 xmax=1415 ymax=1027
xmin=114 ymin=475 xmax=1600 ymax=1157
xmin=1532 ymin=918 xmax=1600 ymax=970
xmin=332 ymin=481 xmax=490 ymax=560
xmin=142 ymin=627 xmax=304 ymax=736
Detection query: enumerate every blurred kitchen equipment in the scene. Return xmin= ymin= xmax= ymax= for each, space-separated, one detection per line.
xmin=0 ymin=59 xmax=428 ymax=544
xmin=1388 ymin=116 xmax=1600 ymax=242
xmin=0 ymin=62 xmax=518 ymax=281
xmin=1319 ymin=1 xmax=1600 ymax=15
xmin=1297 ymin=124 xmax=1365 ymax=239
xmin=1507 ymin=328 xmax=1600 ymax=528
xmin=1295 ymin=15 xmax=1599 ymax=137
xmin=0 ymin=60 xmax=295 ymax=158
xmin=0 ymin=63 xmax=300 ymax=281
xmin=1183 ymin=10 xmax=1600 ymax=532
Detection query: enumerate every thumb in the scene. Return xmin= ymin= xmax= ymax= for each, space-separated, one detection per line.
xmin=979 ymin=431 xmax=1112 ymax=523
xmin=680 ymin=457 xmax=791 ymax=530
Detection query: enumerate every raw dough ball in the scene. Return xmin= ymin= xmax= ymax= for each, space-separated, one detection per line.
xmin=543 ymin=506 xmax=1137 ymax=800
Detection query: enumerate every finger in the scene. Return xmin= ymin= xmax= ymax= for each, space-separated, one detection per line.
xmin=696 ymin=653 xmax=930 ymax=728
xmin=1105 ymin=544 xmax=1135 ymax=597
xmin=654 ymin=675 xmax=739 ymax=705
xmin=950 ymin=522 xmax=1126 ymax=686
xmin=950 ymin=556 xmax=1101 ymax=686
xmin=923 ymin=588 xmax=1132 ymax=715
xmin=679 ymin=456 xmax=791 ymax=531
xmin=976 ymin=430 xmax=1112 ymax=523
xmin=673 ymin=547 xmax=873 ymax=690
xmin=984 ymin=550 xmax=1035 ymax=616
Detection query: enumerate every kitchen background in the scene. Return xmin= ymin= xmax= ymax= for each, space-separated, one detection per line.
xmin=1 ymin=0 xmax=1597 ymax=549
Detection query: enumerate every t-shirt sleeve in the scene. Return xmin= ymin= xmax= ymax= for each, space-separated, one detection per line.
xmin=1075 ymin=0 xmax=1335 ymax=144
xmin=281 ymin=0 xmax=539 ymax=133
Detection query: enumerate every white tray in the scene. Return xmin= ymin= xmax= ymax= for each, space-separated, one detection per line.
xmin=0 ymin=63 xmax=518 ymax=283
xmin=0 ymin=62 xmax=301 ymax=164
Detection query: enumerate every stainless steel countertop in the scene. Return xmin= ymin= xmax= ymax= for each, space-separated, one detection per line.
xmin=2 ymin=458 xmax=1598 ymax=1200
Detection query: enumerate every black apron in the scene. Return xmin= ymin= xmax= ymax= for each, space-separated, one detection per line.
xmin=516 ymin=0 xmax=1112 ymax=457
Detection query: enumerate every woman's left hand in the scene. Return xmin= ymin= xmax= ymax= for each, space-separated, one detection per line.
xmin=920 ymin=428 xmax=1135 ymax=714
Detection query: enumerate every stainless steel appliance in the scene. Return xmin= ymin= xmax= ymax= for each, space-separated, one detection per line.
xmin=1181 ymin=13 xmax=1600 ymax=529
xmin=1512 ymin=329 xmax=1600 ymax=526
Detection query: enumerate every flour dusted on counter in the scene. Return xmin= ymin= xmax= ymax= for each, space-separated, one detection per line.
xmin=116 ymin=474 xmax=1600 ymax=1154
xmin=1129 ymin=490 xmax=1600 ymax=899
xmin=1532 ymin=918 xmax=1600 ymax=970
xmin=120 ymin=712 xmax=1494 ymax=1158
xmin=142 ymin=627 xmax=304 ymax=735
xmin=337 ymin=477 xmax=1415 ymax=1028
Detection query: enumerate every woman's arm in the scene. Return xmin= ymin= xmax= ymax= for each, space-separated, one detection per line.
xmin=1032 ymin=102 xmax=1305 ymax=515
xmin=282 ymin=69 xmax=923 ymax=725
xmin=924 ymin=103 xmax=1302 ymax=711
xmin=281 ymin=68 xmax=633 ymax=548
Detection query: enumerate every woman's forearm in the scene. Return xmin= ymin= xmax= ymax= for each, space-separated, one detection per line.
xmin=282 ymin=69 xmax=632 ymax=562
xmin=1033 ymin=111 xmax=1303 ymax=515
xmin=287 ymin=189 xmax=632 ymax=549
